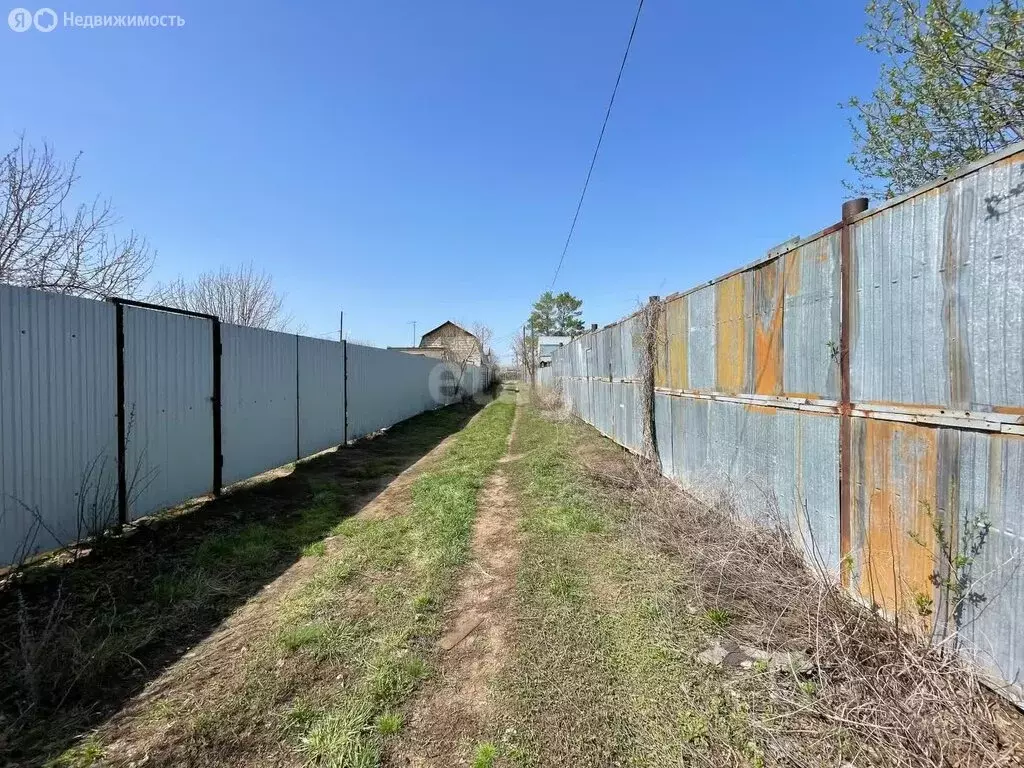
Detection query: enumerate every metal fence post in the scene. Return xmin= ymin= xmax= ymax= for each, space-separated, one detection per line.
xmin=212 ymin=318 xmax=223 ymax=496
xmin=343 ymin=339 xmax=349 ymax=445
xmin=839 ymin=196 xmax=868 ymax=587
xmin=113 ymin=301 xmax=127 ymax=530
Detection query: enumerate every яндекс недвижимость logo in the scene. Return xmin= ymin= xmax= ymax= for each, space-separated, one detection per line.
xmin=8 ymin=8 xmax=184 ymax=31
xmin=8 ymin=7 xmax=57 ymax=31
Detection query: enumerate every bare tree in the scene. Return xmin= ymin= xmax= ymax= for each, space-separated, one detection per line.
xmin=151 ymin=262 xmax=290 ymax=329
xmin=0 ymin=136 xmax=154 ymax=298
xmin=512 ymin=326 xmax=538 ymax=385
xmin=471 ymin=322 xmax=494 ymax=367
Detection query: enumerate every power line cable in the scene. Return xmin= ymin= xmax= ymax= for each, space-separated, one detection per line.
xmin=550 ymin=0 xmax=645 ymax=289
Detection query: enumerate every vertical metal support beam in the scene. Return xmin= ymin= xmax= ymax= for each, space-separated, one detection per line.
xmin=295 ymin=334 xmax=301 ymax=462
xmin=342 ymin=339 xmax=349 ymax=446
xmin=839 ymin=197 xmax=868 ymax=587
xmin=212 ymin=318 xmax=223 ymax=496
xmin=114 ymin=301 xmax=127 ymax=530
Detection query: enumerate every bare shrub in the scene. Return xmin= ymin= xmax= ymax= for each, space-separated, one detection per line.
xmin=0 ymin=421 xmax=156 ymax=734
xmin=151 ymin=262 xmax=290 ymax=329
xmin=632 ymin=297 xmax=662 ymax=461
xmin=531 ymin=379 xmax=565 ymax=416
xmin=624 ymin=457 xmax=1024 ymax=768
xmin=512 ymin=328 xmax=537 ymax=387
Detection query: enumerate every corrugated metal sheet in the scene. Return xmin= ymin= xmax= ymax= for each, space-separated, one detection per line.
xmin=654 ymin=392 xmax=673 ymax=477
xmin=751 ymin=260 xmax=784 ymax=395
xmin=849 ymin=418 xmax=937 ymax=623
xmin=849 ymin=418 xmax=1024 ymax=695
xmin=958 ymin=432 xmax=1024 ymax=702
xmin=298 ymin=336 xmax=344 ymax=457
xmin=687 ymin=285 xmax=717 ymax=390
xmin=715 ymin=272 xmax=751 ymax=394
xmin=0 ymin=286 xmax=117 ymax=566
xmin=221 ymin=324 xmax=298 ymax=485
xmin=347 ymin=344 xmax=449 ymax=440
xmin=668 ymin=397 xmax=841 ymax=573
xmin=850 ymin=153 xmax=1024 ymax=410
xmin=123 ymin=306 xmax=214 ymax=520
xmin=783 ymin=231 xmax=841 ymax=400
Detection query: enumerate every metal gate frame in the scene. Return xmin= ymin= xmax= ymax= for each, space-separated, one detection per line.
xmin=107 ymin=298 xmax=222 ymax=527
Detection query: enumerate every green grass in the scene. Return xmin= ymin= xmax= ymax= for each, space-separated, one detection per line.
xmin=472 ymin=741 xmax=498 ymax=768
xmin=375 ymin=712 xmax=403 ymax=736
xmin=45 ymin=736 xmax=104 ymax=768
xmin=705 ymin=607 xmax=731 ymax=628
xmin=303 ymin=540 xmax=327 ymax=557
xmin=495 ymin=404 xmax=768 ymax=767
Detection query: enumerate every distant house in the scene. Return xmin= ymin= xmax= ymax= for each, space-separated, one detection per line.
xmin=538 ymin=335 xmax=571 ymax=367
xmin=419 ymin=321 xmax=487 ymax=366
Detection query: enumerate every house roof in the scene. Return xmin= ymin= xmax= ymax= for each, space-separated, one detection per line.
xmin=419 ymin=320 xmax=475 ymax=343
xmin=538 ymin=335 xmax=572 ymax=346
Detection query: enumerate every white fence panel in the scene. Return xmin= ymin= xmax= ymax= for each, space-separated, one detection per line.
xmin=298 ymin=336 xmax=344 ymax=457
xmin=347 ymin=345 xmax=448 ymax=439
xmin=0 ymin=286 xmax=117 ymax=565
xmin=123 ymin=306 xmax=214 ymax=520
xmin=221 ymin=324 xmax=298 ymax=485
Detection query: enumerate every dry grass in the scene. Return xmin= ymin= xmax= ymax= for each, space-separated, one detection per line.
xmin=625 ymin=458 xmax=1024 ymax=767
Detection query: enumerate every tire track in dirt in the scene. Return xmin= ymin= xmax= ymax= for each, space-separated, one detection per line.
xmin=391 ymin=401 xmax=523 ymax=767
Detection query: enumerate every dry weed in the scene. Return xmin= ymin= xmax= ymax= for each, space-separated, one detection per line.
xmin=625 ymin=457 xmax=1024 ymax=768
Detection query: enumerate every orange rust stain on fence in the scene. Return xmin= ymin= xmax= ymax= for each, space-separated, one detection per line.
xmin=783 ymin=248 xmax=802 ymax=296
xmin=743 ymin=404 xmax=778 ymax=415
xmin=855 ymin=419 xmax=938 ymax=628
xmin=715 ymin=274 xmax=747 ymax=394
xmin=662 ymin=294 xmax=688 ymax=391
xmin=994 ymin=405 xmax=1024 ymax=416
xmin=752 ymin=261 xmax=783 ymax=396
xmin=813 ymin=237 xmax=832 ymax=263
xmin=654 ymin=300 xmax=669 ymax=389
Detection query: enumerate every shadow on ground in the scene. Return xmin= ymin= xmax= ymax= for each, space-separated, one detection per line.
xmin=0 ymin=401 xmax=483 ymax=766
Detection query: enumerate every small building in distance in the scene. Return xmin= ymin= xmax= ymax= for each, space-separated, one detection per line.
xmin=538 ymin=335 xmax=572 ymax=367
xmin=418 ymin=321 xmax=486 ymax=366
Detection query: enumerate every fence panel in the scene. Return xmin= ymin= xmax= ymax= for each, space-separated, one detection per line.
xmin=221 ymin=324 xmax=298 ymax=485
xmin=298 ymin=336 xmax=344 ymax=457
xmin=850 ymin=152 xmax=1024 ymax=411
xmin=687 ymin=285 xmax=717 ymax=391
xmin=347 ymin=345 xmax=447 ymax=439
xmin=123 ymin=306 xmax=214 ymax=520
xmin=0 ymin=286 xmax=117 ymax=565
xmin=783 ymin=231 xmax=841 ymax=400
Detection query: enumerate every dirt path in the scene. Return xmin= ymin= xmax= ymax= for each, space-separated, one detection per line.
xmin=391 ymin=404 xmax=523 ymax=766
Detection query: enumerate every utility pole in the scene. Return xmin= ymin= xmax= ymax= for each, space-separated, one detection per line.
xmin=339 ymin=310 xmax=344 ymax=342
xmin=407 ymin=320 xmax=417 ymax=346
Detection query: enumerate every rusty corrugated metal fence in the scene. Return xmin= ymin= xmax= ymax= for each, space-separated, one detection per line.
xmin=543 ymin=142 xmax=1024 ymax=701
xmin=0 ymin=294 xmax=492 ymax=567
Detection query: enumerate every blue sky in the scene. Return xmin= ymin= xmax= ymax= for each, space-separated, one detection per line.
xmin=2 ymin=1 xmax=877 ymax=360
